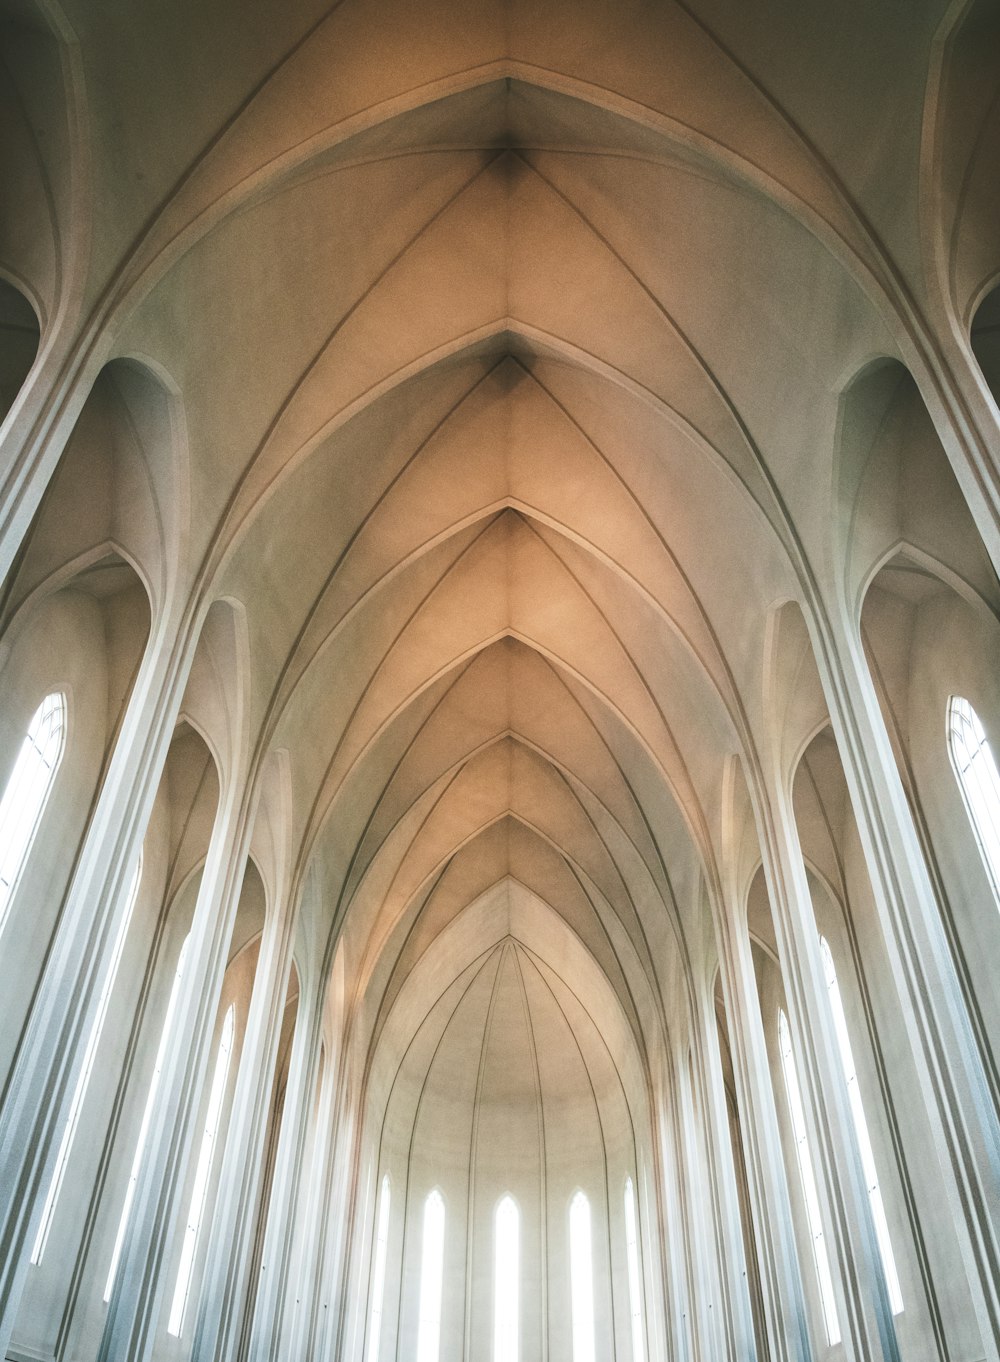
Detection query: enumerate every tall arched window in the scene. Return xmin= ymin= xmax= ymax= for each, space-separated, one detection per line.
xmin=105 ymin=932 xmax=191 ymax=1302
xmin=947 ymin=696 xmax=1000 ymax=899
xmin=624 ymin=1177 xmax=645 ymax=1362
xmin=569 ymin=1191 xmax=595 ymax=1362
xmin=0 ymin=691 xmax=66 ymax=937
xmin=417 ymin=1189 xmax=445 ymax=1362
xmin=778 ymin=1009 xmax=841 ymax=1346
xmin=32 ymin=854 xmax=143 ymax=1264
xmin=167 ymin=1003 xmax=235 ymax=1336
xmin=494 ymin=1194 xmax=519 ymax=1362
xmin=366 ymin=1174 xmax=391 ymax=1362
xmin=820 ymin=938 xmax=903 ymax=1314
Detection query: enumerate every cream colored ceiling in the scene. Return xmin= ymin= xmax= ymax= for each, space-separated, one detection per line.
xmin=3 ymin=0 xmax=999 ymax=1106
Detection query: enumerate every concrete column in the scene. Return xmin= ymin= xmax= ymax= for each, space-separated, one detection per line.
xmin=188 ymin=879 xmax=304 ymax=1362
xmin=690 ymin=982 xmax=760 ymax=1362
xmin=245 ymin=995 xmax=323 ymax=1362
xmin=657 ymin=1079 xmax=695 ymax=1362
xmin=0 ymin=322 xmax=108 ymax=584
xmin=96 ymin=768 xmax=259 ymax=1362
xmin=0 ymin=608 xmax=192 ymax=1359
xmin=676 ymin=1046 xmax=723 ymax=1362
xmin=812 ymin=606 xmax=1000 ymax=1359
xmin=287 ymin=1045 xmax=338 ymax=1360
xmin=907 ymin=299 xmax=1000 ymax=573
xmin=711 ymin=893 xmax=814 ymax=1362
xmin=759 ymin=775 xmax=902 ymax=1362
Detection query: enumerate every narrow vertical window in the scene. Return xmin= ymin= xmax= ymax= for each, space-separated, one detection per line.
xmin=569 ymin=1191 xmax=595 ymax=1362
xmin=168 ymin=1004 xmax=235 ymax=1336
xmin=624 ymin=1177 xmax=645 ymax=1362
xmin=820 ymin=938 xmax=903 ymax=1314
xmin=494 ymin=1195 xmax=519 ymax=1362
xmin=947 ymin=696 xmax=1000 ymax=899
xmin=32 ymin=855 xmax=143 ymax=1264
xmin=0 ymin=691 xmax=66 ymax=937
xmin=367 ymin=1175 xmax=391 ymax=1362
xmin=416 ymin=1189 xmax=445 ymax=1362
xmin=778 ymin=1009 xmax=841 ymax=1346
xmin=105 ymin=933 xmax=191 ymax=1302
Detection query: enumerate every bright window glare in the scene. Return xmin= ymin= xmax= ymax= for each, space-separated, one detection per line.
xmin=494 ymin=1195 xmax=519 ymax=1362
xmin=0 ymin=691 xmax=66 ymax=938
xmin=105 ymin=933 xmax=191 ymax=1302
xmin=416 ymin=1190 xmax=445 ymax=1362
xmin=167 ymin=1004 xmax=235 ymax=1336
xmin=624 ymin=1178 xmax=645 ymax=1362
xmin=948 ymin=696 xmax=1000 ymax=899
xmin=778 ymin=1010 xmax=841 ymax=1346
xmin=367 ymin=1176 xmax=391 ymax=1362
xmin=820 ymin=939 xmax=903 ymax=1315
xmin=32 ymin=855 xmax=143 ymax=1265
xmin=570 ymin=1191 xmax=595 ymax=1362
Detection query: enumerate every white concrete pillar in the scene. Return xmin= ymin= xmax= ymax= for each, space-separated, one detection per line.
xmin=758 ymin=775 xmax=901 ymax=1362
xmin=188 ymin=881 xmax=305 ymax=1362
xmin=812 ymin=605 xmax=1000 ymax=1359
xmin=244 ymin=996 xmax=324 ymax=1362
xmin=657 ymin=1080 xmax=695 ymax=1362
xmin=676 ymin=1045 xmax=723 ymax=1362
xmin=711 ymin=894 xmax=814 ymax=1362
xmin=906 ymin=297 xmax=1000 ymax=573
xmin=287 ymin=1044 xmax=338 ymax=1360
xmin=95 ymin=769 xmax=259 ymax=1362
xmin=0 ymin=321 xmax=108 ymax=584
xmin=690 ymin=982 xmax=760 ymax=1362
xmin=0 ymin=609 xmax=192 ymax=1359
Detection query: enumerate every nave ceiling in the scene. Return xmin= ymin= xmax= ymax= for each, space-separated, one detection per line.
xmin=2 ymin=0 xmax=1000 ymax=1126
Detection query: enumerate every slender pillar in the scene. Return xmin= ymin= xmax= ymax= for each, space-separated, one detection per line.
xmin=0 ymin=324 xmax=109 ymax=585
xmin=710 ymin=886 xmax=814 ymax=1362
xmin=691 ymin=980 xmax=760 ymax=1362
xmin=812 ymin=603 xmax=1000 ymax=1359
xmin=188 ymin=878 xmax=304 ymax=1362
xmin=758 ymin=774 xmax=901 ymax=1362
xmin=0 ymin=609 xmax=193 ymax=1359
xmin=245 ymin=995 xmax=323 ymax=1362
xmin=96 ymin=769 xmax=258 ymax=1362
xmin=287 ymin=1042 xmax=338 ymax=1360
xmin=676 ymin=1044 xmax=723 ymax=1362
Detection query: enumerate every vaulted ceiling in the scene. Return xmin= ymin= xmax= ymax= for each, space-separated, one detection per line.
xmin=3 ymin=0 xmax=998 ymax=1118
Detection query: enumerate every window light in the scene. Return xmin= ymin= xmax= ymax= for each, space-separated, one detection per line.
xmin=0 ymin=691 xmax=66 ymax=938
xmin=494 ymin=1195 xmax=519 ymax=1362
xmin=416 ymin=1189 xmax=445 ymax=1362
xmin=569 ymin=1191 xmax=595 ymax=1362
xmin=947 ymin=696 xmax=1000 ymax=901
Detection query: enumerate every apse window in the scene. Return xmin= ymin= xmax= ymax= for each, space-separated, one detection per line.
xmin=0 ymin=691 xmax=66 ymax=938
xmin=820 ymin=938 xmax=903 ymax=1314
xmin=417 ymin=1189 xmax=445 ymax=1362
xmin=366 ymin=1175 xmax=391 ymax=1362
xmin=105 ymin=933 xmax=191 ymax=1302
xmin=778 ymin=1009 xmax=841 ymax=1346
xmin=624 ymin=1177 xmax=645 ymax=1362
xmin=32 ymin=855 xmax=143 ymax=1265
xmin=569 ymin=1191 xmax=596 ymax=1362
xmin=948 ymin=696 xmax=1000 ymax=900
xmin=167 ymin=1003 xmax=235 ymax=1336
xmin=494 ymin=1194 xmax=519 ymax=1362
